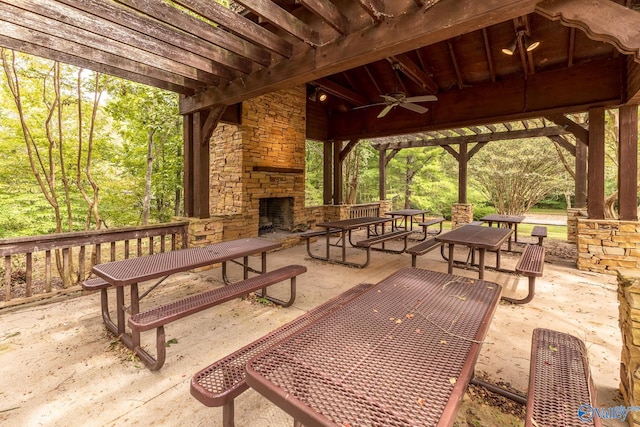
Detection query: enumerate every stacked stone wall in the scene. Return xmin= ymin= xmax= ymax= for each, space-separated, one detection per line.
xmin=618 ymin=269 xmax=640 ymax=426
xmin=567 ymin=208 xmax=587 ymax=243
xmin=576 ymin=219 xmax=640 ymax=274
xmin=451 ymin=203 xmax=473 ymax=228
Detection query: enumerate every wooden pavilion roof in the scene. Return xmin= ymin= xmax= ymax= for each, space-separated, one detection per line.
xmin=1 ymin=0 xmax=640 ymax=141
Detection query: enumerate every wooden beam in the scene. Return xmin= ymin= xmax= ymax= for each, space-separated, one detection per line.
xmin=459 ymin=142 xmax=468 ymax=203
xmin=548 ymin=135 xmax=576 ymax=156
xmin=298 ymin=0 xmax=350 ymax=36
xmin=575 ymin=132 xmax=588 ymax=208
xmin=546 ymin=114 xmax=589 ymax=143
xmin=169 ymin=0 xmax=293 ymax=57
xmin=618 ymin=104 xmax=638 ymax=220
xmin=587 ymin=108 xmax=606 ymax=219
xmin=467 ymin=142 xmax=488 ymax=159
xmin=181 ymin=0 xmax=540 ymax=112
xmin=339 ymin=139 xmax=359 ymax=162
xmin=536 ymin=0 xmax=640 ymax=62
xmin=447 ymin=40 xmax=464 ymax=89
xmin=628 ymin=57 xmax=640 ymax=103
xmin=391 ymin=53 xmax=438 ymax=93
xmin=0 ymin=1 xmax=224 ymax=82
xmin=329 ymin=58 xmax=622 ymax=140
xmin=356 ymin=0 xmax=386 ymax=23
xmin=54 ymin=0 xmax=262 ymax=70
xmin=441 ymin=145 xmax=459 ymax=161
xmin=234 ymin=0 xmax=320 ymax=45
xmin=482 ymin=28 xmax=496 ymax=82
xmin=0 ymin=34 xmax=194 ymax=95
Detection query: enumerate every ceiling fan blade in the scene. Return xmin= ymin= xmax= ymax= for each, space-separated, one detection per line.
xmin=377 ymin=104 xmax=394 ymax=118
xmin=404 ymin=95 xmax=438 ymax=103
xmin=399 ymin=102 xmax=428 ymax=114
xmin=351 ymin=102 xmax=386 ymax=111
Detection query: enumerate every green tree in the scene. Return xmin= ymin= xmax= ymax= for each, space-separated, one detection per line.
xmin=469 ymin=138 xmax=569 ymax=215
xmin=104 ymin=80 xmax=183 ymax=224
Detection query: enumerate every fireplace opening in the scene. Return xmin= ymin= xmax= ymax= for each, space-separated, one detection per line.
xmin=259 ymin=197 xmax=294 ymax=234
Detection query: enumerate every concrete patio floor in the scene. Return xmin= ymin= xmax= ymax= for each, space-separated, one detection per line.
xmin=0 ymin=234 xmax=625 ymax=426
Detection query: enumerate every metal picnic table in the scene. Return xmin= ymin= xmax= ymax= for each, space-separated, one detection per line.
xmin=436 ymin=224 xmax=512 ymax=279
xmin=479 ymin=214 xmax=525 ymax=251
xmin=307 ymin=216 xmax=393 ymax=267
xmin=90 ymin=237 xmax=281 ymax=359
xmin=245 ymin=267 xmax=502 ymax=427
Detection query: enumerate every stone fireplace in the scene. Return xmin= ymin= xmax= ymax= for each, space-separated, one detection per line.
xmin=207 ymin=85 xmax=310 ymax=240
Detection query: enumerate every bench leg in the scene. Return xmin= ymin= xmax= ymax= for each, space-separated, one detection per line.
xmin=501 ymin=276 xmax=536 ymax=305
xmin=411 ymin=254 xmax=417 ymax=268
xmin=131 ymin=325 xmax=167 ymax=371
xmin=99 ymin=288 xmax=119 ymax=337
xmin=256 ymin=276 xmax=297 ymax=307
xmin=223 ymin=400 xmax=235 ymax=427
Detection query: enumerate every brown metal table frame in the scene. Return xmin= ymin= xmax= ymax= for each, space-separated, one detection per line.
xmin=479 ymin=214 xmax=525 ymax=252
xmin=385 ymin=209 xmax=430 ymax=231
xmin=436 ymin=225 xmax=512 ymax=279
xmin=91 ymin=238 xmax=281 ymax=361
xmin=307 ymin=216 xmax=393 ymax=268
xmin=245 ymin=267 xmax=502 ymax=427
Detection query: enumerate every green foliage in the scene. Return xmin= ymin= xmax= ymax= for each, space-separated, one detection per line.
xmin=305 ymin=140 xmax=324 ymax=206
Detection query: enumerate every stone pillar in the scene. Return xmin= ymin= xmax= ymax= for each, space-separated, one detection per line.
xmin=567 ymin=208 xmax=587 ymax=243
xmin=176 ymin=216 xmax=224 ymax=248
xmin=576 ymin=219 xmax=640 ymax=274
xmin=618 ymin=269 xmax=640 ymax=427
xmin=451 ymin=203 xmax=473 ymax=229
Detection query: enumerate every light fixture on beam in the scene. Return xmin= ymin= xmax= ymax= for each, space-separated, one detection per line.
xmin=501 ymin=30 xmax=540 ymax=56
xmin=308 ymin=87 xmax=328 ymax=102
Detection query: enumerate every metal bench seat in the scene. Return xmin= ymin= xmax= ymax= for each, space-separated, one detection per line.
xmin=417 ymin=217 xmax=445 ymax=236
xmin=406 ymin=238 xmax=442 ymax=267
xmin=526 ymin=328 xmax=601 ymax=427
xmin=502 ymin=244 xmax=545 ymax=304
xmin=127 ymin=264 xmax=307 ymax=370
xmin=531 ymin=225 xmax=548 ymax=246
xmin=191 ymin=283 xmax=373 ymax=427
xmin=353 ymin=229 xmax=413 ymax=254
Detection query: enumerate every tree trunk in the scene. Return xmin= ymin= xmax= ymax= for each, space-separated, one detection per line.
xmin=142 ymin=129 xmax=155 ymax=225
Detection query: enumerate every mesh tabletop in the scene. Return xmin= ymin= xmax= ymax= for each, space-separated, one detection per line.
xmin=480 ymin=214 xmax=525 ymax=223
xmin=92 ymin=238 xmax=281 ymax=286
xmin=436 ymin=225 xmax=512 ymax=250
xmin=246 ymin=267 xmax=502 ymax=427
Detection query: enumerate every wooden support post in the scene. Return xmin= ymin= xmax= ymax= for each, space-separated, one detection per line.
xmin=333 ymin=140 xmax=343 ymax=205
xmin=618 ymin=104 xmax=638 ymax=221
xmin=459 ymin=142 xmax=468 ymax=203
xmin=379 ymin=148 xmax=386 ymax=201
xmin=587 ymin=108 xmax=606 ymax=219
xmin=183 ymin=112 xmax=194 ymax=217
xmin=323 ymin=141 xmax=333 ymax=205
xmin=575 ymin=135 xmax=588 ymax=209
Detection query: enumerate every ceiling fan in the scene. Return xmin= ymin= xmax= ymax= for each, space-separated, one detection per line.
xmin=355 ymin=63 xmax=438 ymax=118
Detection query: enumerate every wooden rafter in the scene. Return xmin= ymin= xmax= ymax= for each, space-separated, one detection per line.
xmin=357 ymin=0 xmax=387 ymax=22
xmin=446 ymin=40 xmax=464 ymax=90
xmin=298 ymin=0 xmax=350 ymax=36
xmin=233 ymin=0 xmax=320 ymax=45
xmin=315 ymin=78 xmax=370 ymax=106
xmin=391 ymin=53 xmax=438 ymax=93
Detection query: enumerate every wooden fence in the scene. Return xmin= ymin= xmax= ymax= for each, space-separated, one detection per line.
xmin=348 ymin=203 xmax=381 ymax=218
xmin=0 ymin=222 xmax=188 ymax=307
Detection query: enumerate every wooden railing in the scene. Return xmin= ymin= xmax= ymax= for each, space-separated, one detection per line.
xmin=348 ymin=203 xmax=381 ymax=218
xmin=0 ymin=222 xmax=189 ymax=306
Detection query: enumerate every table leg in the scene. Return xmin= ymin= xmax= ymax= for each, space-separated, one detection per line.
xmin=243 ymin=256 xmax=249 ymax=279
xmin=478 ymin=249 xmax=486 ymax=280
xmin=514 ymin=224 xmax=519 ymax=242
xmin=341 ymin=230 xmax=347 ymax=262
xmin=116 ymin=286 xmax=126 ymax=336
xmin=448 ymin=244 xmax=455 ymax=274
xmin=325 ymin=229 xmax=330 ymax=260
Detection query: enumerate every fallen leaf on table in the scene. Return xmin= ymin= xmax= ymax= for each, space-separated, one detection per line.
xmin=449 ymin=377 xmax=457 ymax=385
xmin=440 ymin=340 xmax=447 ymax=344
xmin=549 ymin=344 xmax=558 ymax=352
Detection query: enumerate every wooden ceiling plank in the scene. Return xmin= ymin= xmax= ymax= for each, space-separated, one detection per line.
xmin=56 ymin=0 xmax=258 ymax=71
xmin=297 ymin=0 xmax=350 ymax=36
xmin=568 ymin=27 xmax=576 ymax=67
xmin=356 ymin=0 xmax=386 ymax=22
xmin=0 ymin=1 xmax=222 ymax=83
xmin=536 ymin=0 xmax=640 ymax=62
xmin=315 ymin=78 xmax=370 ymax=105
xmin=180 ymin=0 xmax=540 ymax=112
xmin=234 ymin=0 xmax=319 ymax=45
xmin=392 ymin=53 xmax=438 ymax=93
xmin=0 ymin=34 xmax=194 ymax=95
xmin=170 ymin=0 xmax=294 ymax=58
